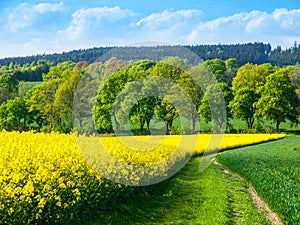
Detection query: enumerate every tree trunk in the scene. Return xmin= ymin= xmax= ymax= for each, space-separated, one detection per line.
xmin=72 ymin=115 xmax=75 ymax=128
xmin=23 ymin=114 xmax=26 ymax=131
xmin=146 ymin=119 xmax=150 ymax=133
xmin=113 ymin=114 xmax=119 ymax=130
xmin=276 ymin=119 xmax=280 ymax=132
xmin=191 ymin=112 xmax=197 ymax=133
xmin=249 ymin=118 xmax=254 ymax=130
xmin=140 ymin=124 xmax=144 ymax=134
xmin=140 ymin=119 xmax=144 ymax=134
xmin=166 ymin=122 xmax=169 ymax=135
xmin=91 ymin=120 xmax=96 ymax=134
xmin=167 ymin=119 xmax=173 ymax=135
xmin=37 ymin=120 xmax=43 ymax=132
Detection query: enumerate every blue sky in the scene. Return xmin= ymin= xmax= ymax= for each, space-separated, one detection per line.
xmin=1 ymin=0 xmax=300 ymax=58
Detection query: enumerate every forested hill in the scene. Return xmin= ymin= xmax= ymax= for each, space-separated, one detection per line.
xmin=1 ymin=42 xmax=300 ymax=67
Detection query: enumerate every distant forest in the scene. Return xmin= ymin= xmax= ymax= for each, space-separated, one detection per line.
xmin=1 ymin=42 xmax=300 ymax=68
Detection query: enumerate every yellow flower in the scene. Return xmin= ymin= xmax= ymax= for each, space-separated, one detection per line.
xmin=8 ymin=207 xmax=14 ymax=216
xmin=56 ymin=201 xmax=62 ymax=207
xmin=0 ymin=131 xmax=285 ymax=223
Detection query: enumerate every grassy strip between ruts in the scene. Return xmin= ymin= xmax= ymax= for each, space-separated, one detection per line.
xmin=217 ymin=136 xmax=300 ymax=225
xmin=83 ymin=157 xmax=269 ymax=225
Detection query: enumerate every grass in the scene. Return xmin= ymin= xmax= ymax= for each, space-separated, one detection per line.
xmin=83 ymin=157 xmax=268 ymax=225
xmin=130 ymin=116 xmax=299 ymax=135
xmin=18 ymin=81 xmax=42 ymax=97
xmin=217 ymin=136 xmax=300 ymax=224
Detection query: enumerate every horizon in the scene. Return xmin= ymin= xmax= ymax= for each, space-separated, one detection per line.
xmin=0 ymin=41 xmax=297 ymax=60
xmin=1 ymin=1 xmax=300 ymax=58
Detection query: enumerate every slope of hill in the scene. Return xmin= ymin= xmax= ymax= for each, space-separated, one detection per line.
xmin=1 ymin=42 xmax=300 ymax=67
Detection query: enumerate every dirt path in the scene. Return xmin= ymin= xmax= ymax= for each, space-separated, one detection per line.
xmin=249 ymin=186 xmax=282 ymax=225
xmin=212 ymin=158 xmax=283 ymax=225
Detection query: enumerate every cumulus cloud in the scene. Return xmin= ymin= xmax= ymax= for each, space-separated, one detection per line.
xmin=5 ymin=3 xmax=34 ymax=31
xmin=61 ymin=6 xmax=136 ymax=39
xmin=2 ymin=6 xmax=300 ymax=58
xmin=4 ymin=1 xmax=64 ymax=32
xmin=188 ymin=8 xmax=300 ymax=47
xmin=34 ymin=2 xmax=64 ymax=14
xmin=128 ymin=9 xmax=202 ymax=43
xmin=133 ymin=9 xmax=201 ymax=29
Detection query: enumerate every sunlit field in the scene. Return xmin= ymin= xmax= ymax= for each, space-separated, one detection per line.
xmin=133 ymin=133 xmax=286 ymax=154
xmin=0 ymin=131 xmax=285 ymax=224
xmin=218 ymin=136 xmax=300 ymax=224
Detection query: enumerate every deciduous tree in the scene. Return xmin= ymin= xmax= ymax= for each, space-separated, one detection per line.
xmin=229 ymin=87 xmax=258 ymax=129
xmin=256 ymin=68 xmax=298 ymax=131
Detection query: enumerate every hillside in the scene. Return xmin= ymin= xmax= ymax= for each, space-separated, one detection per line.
xmin=1 ymin=42 xmax=300 ymax=67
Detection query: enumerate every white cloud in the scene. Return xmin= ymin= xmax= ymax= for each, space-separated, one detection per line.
xmin=272 ymin=8 xmax=300 ymax=30
xmin=61 ymin=6 xmax=135 ymax=39
xmin=2 ymin=6 xmax=300 ymax=58
xmin=4 ymin=1 xmax=64 ymax=32
xmin=5 ymin=3 xmax=35 ymax=31
xmin=34 ymin=1 xmax=64 ymax=14
xmin=188 ymin=8 xmax=300 ymax=47
xmin=128 ymin=9 xmax=202 ymax=44
xmin=133 ymin=9 xmax=201 ymax=29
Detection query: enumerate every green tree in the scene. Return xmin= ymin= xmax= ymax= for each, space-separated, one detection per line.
xmin=224 ymin=58 xmax=239 ymax=86
xmin=229 ymin=87 xmax=258 ymax=129
xmin=0 ymin=97 xmax=27 ymax=131
xmin=73 ymin=72 xmax=101 ymax=133
xmin=150 ymin=61 xmax=183 ymax=81
xmin=179 ymin=71 xmax=202 ymax=133
xmin=150 ymin=61 xmax=185 ymax=134
xmin=111 ymin=77 xmax=158 ymax=134
xmin=24 ymin=87 xmax=44 ymax=131
xmin=95 ymin=59 xmax=187 ymax=134
xmin=204 ymin=59 xmax=226 ymax=82
xmin=291 ymin=66 xmax=300 ymax=116
xmin=161 ymin=57 xmax=202 ymax=133
xmin=198 ymin=82 xmax=232 ymax=132
xmin=42 ymin=61 xmax=75 ymax=81
xmin=27 ymin=79 xmax=60 ymax=131
xmin=256 ymin=68 xmax=298 ymax=132
xmin=0 ymin=73 xmax=19 ymax=104
xmin=130 ymin=97 xmax=157 ymax=134
xmin=162 ymin=56 xmax=188 ymax=71
xmin=95 ymin=60 xmax=156 ymax=133
xmin=154 ymin=98 xmax=178 ymax=135
xmin=232 ymin=63 xmax=276 ymax=94
xmin=54 ymin=70 xmax=83 ymax=132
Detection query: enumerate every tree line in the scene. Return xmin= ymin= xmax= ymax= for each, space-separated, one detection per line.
xmin=0 ymin=60 xmax=53 ymax=82
xmin=1 ymin=42 xmax=300 ymax=71
xmin=0 ymin=56 xmax=299 ymax=134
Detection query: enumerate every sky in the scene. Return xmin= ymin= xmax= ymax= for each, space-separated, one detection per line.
xmin=1 ymin=0 xmax=300 ymax=58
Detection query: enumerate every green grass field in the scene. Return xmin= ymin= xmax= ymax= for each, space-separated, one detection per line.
xmin=83 ymin=157 xmax=268 ymax=225
xmin=217 ymin=136 xmax=300 ymax=224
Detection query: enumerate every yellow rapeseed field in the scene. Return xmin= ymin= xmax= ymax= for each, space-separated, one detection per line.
xmin=0 ymin=131 xmax=285 ymax=224
xmin=158 ymin=133 xmax=287 ymax=154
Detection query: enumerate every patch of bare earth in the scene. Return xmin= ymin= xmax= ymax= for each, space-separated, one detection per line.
xmin=212 ymin=158 xmax=282 ymax=225
xmin=249 ymin=186 xmax=282 ymax=225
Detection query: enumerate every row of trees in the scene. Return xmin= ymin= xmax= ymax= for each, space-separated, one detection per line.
xmin=229 ymin=64 xmax=299 ymax=131
xmin=0 ymin=56 xmax=299 ymax=134
xmin=0 ymin=60 xmax=52 ymax=82
xmin=1 ymin=42 xmax=300 ymax=69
